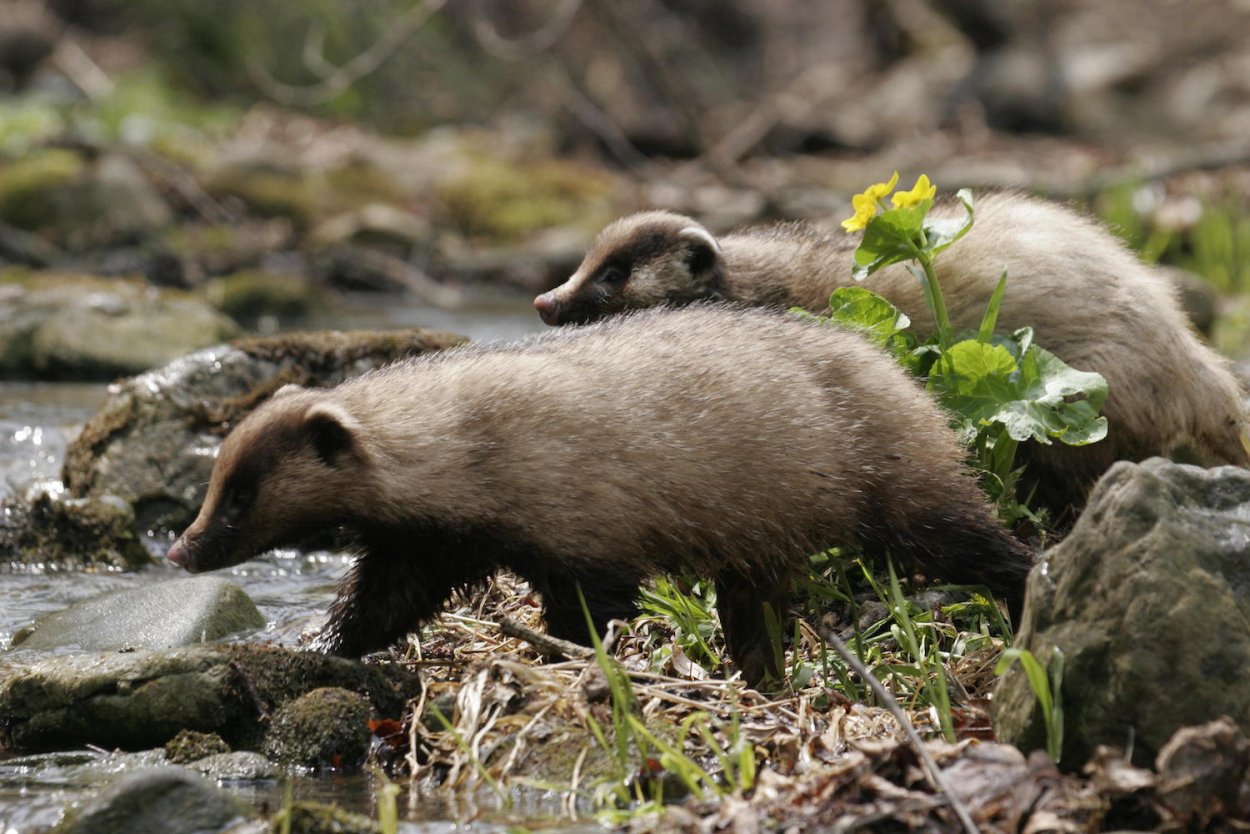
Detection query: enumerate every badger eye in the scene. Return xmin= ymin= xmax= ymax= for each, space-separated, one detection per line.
xmin=599 ymin=266 xmax=627 ymax=286
xmin=222 ymin=485 xmax=254 ymax=525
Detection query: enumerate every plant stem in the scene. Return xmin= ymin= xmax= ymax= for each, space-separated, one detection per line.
xmin=918 ymin=250 xmax=953 ymax=350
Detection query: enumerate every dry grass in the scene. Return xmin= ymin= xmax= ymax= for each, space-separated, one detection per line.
xmin=376 ymin=572 xmax=1106 ymax=832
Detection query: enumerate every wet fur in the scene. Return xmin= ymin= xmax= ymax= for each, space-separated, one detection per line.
xmin=537 ymin=194 xmax=1250 ymax=508
xmin=168 ymin=306 xmax=1033 ymax=683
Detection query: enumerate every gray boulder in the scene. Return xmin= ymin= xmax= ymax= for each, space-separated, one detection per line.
xmin=10 ymin=576 xmax=265 ymax=651
xmin=0 ymin=272 xmax=239 ymax=381
xmin=995 ymin=458 xmax=1250 ymax=766
xmin=188 ymin=751 xmax=277 ymax=781
xmin=0 ymin=643 xmax=419 ymax=753
xmin=51 ymin=766 xmax=255 ymax=834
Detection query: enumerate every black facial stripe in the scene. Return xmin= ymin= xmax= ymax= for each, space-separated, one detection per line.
xmin=611 ymin=227 xmax=681 ymax=271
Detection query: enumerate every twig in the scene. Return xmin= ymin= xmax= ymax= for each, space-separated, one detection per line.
xmin=470 ymin=0 xmax=584 ymax=60
xmin=50 ymin=34 xmax=113 ymax=101
xmin=549 ymin=62 xmax=650 ymax=169
xmin=821 ymin=627 xmax=981 ymax=834
xmin=248 ymin=0 xmax=448 ymax=107
xmin=227 ymin=660 xmax=271 ymax=720
xmin=497 ymin=615 xmax=595 ymax=659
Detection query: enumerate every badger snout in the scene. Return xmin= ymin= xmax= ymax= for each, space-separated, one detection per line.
xmin=166 ymin=536 xmax=196 ymax=571
xmin=533 ymin=291 xmax=563 ymax=326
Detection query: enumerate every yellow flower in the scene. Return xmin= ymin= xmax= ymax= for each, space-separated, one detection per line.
xmin=841 ymin=194 xmax=877 ymax=232
xmin=891 ymin=174 xmax=936 ymax=209
xmin=841 ymin=171 xmax=899 ymax=232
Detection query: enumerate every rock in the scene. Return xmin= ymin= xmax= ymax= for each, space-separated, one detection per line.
xmin=165 ymin=729 xmax=231 ymax=764
xmin=433 ymin=155 xmax=618 ymax=243
xmin=60 ymin=326 xmax=465 ymax=537
xmin=11 ymin=576 xmax=264 ymax=651
xmin=272 ymin=801 xmax=380 ymax=834
xmin=189 ymin=751 xmax=277 ymax=781
xmin=0 ymin=271 xmax=240 ymax=381
xmin=203 ymin=270 xmax=322 ymax=325
xmin=0 ymin=486 xmax=148 ymax=568
xmin=0 ymin=149 xmax=85 ymax=231
xmin=994 ymin=458 xmax=1250 ymax=767
xmin=263 ymin=687 xmax=372 ymax=770
xmin=309 ymin=203 xmax=431 ymax=255
xmin=0 ymin=151 xmax=173 ymax=251
xmin=0 ymin=643 xmax=419 ymax=753
xmin=51 ymin=766 xmax=256 ymax=834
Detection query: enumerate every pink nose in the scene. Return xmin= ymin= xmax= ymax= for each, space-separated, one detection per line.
xmin=533 ymin=292 xmax=561 ymax=325
xmin=166 ymin=538 xmax=189 ymax=568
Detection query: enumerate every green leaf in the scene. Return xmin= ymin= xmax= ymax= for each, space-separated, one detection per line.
xmin=924 ymin=188 xmax=975 ymax=256
xmin=977 ymin=271 xmax=1009 ymax=343
xmin=825 ymin=287 xmax=919 ymax=369
xmin=827 ymin=287 xmax=911 ymax=341
xmin=851 ymin=203 xmax=927 ymax=280
xmin=929 ymin=338 xmax=1108 ymax=447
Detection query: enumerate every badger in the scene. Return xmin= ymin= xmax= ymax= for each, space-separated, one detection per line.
xmin=535 ymin=194 xmax=1250 ymax=508
xmin=166 ymin=305 xmax=1033 ymax=684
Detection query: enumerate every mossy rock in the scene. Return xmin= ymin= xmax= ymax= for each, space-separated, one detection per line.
xmin=435 ymin=155 xmax=619 ymax=241
xmin=0 ymin=152 xmax=172 ymax=249
xmin=0 ymin=643 xmax=419 ymax=753
xmin=323 ymin=161 xmax=410 ymax=209
xmin=0 ymin=148 xmax=86 ymax=230
xmin=0 ymin=271 xmax=239 ymax=381
xmin=0 ymin=491 xmax=149 ymax=569
xmin=204 ymin=270 xmax=321 ymax=321
xmin=164 ymin=730 xmax=230 ymax=764
xmin=270 ymin=802 xmax=380 ymax=834
xmin=262 ymin=687 xmax=372 ymax=770
xmin=207 ymin=167 xmax=319 ymax=227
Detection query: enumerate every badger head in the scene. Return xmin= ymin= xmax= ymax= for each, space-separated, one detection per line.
xmin=166 ymin=386 xmax=367 ymax=573
xmin=534 ymin=211 xmax=726 ymax=326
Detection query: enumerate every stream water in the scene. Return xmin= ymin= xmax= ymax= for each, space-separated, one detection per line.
xmin=0 ymin=295 xmax=556 ymax=832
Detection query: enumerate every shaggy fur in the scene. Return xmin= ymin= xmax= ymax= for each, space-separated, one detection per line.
xmin=167 ymin=305 xmax=1033 ymax=683
xmin=534 ymin=194 xmax=1250 ymax=508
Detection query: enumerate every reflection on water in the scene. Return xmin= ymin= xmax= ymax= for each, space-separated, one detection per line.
xmin=0 ymin=296 xmax=553 ymax=831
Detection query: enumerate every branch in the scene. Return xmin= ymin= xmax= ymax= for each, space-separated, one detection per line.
xmin=821 ymin=626 xmax=982 ymax=834
xmin=248 ymin=0 xmax=448 ymax=107
xmin=470 ymin=0 xmax=584 ymax=61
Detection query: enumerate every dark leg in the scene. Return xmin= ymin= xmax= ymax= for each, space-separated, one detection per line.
xmin=313 ymin=539 xmax=491 ymax=657
xmin=716 ymin=569 xmax=791 ymax=688
xmin=527 ymin=568 xmax=643 ymax=647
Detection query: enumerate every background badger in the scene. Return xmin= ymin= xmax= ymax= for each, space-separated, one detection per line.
xmin=167 ymin=305 xmax=1033 ymax=684
xmin=535 ymin=194 xmax=1250 ymax=508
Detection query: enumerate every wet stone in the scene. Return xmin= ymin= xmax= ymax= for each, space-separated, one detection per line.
xmin=10 ymin=575 xmax=266 ymax=651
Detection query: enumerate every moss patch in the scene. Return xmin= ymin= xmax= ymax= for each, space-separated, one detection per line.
xmin=0 ymin=148 xmax=86 ymax=229
xmin=205 ymin=270 xmax=320 ymax=320
xmin=435 ymin=156 xmax=618 ymax=241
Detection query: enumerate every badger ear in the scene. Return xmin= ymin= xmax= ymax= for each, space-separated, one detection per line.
xmin=679 ymin=226 xmax=721 ymax=275
xmin=303 ymin=402 xmax=363 ymax=467
xmin=273 ymin=383 xmax=306 ymax=399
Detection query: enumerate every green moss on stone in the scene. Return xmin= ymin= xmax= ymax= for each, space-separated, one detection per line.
xmin=208 ymin=169 xmax=318 ymax=227
xmin=165 ymin=729 xmax=231 ymax=763
xmin=262 ymin=687 xmax=372 ymax=769
xmin=205 ymin=270 xmax=319 ymax=320
xmin=0 ymin=149 xmax=86 ymax=229
xmin=436 ymin=156 xmax=617 ymax=241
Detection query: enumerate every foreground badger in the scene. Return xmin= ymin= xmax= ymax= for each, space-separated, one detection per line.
xmin=167 ymin=305 xmax=1033 ymax=683
xmin=535 ymin=194 xmax=1250 ymax=507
